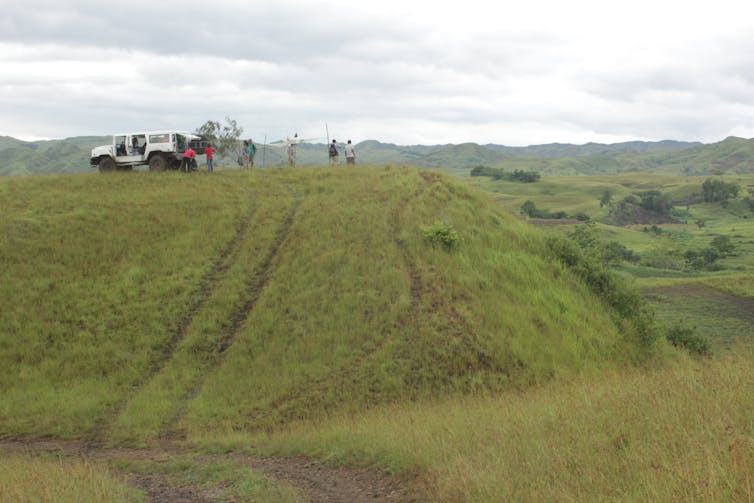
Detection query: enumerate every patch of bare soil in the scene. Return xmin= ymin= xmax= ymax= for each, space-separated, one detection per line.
xmin=0 ymin=439 xmax=417 ymax=503
xmin=240 ymin=455 xmax=414 ymax=503
xmin=121 ymin=474 xmax=211 ymax=503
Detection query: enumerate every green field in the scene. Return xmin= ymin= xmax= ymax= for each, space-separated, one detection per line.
xmin=1 ymin=167 xmax=751 ymax=501
xmin=464 ymin=171 xmax=754 ymax=352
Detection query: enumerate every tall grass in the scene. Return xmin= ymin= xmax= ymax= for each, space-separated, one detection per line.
xmin=0 ymin=454 xmax=142 ymax=502
xmin=244 ymin=349 xmax=753 ymax=502
xmin=181 ymin=168 xmax=633 ymax=435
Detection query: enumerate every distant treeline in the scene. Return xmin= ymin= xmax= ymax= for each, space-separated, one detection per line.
xmin=470 ymin=165 xmax=541 ymax=182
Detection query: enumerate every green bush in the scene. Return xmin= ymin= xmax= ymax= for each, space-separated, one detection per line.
xmin=684 ymin=247 xmax=721 ymax=271
xmin=710 ymin=235 xmax=735 ymax=256
xmin=421 ymin=220 xmax=460 ymax=250
xmin=546 ymin=235 xmax=656 ymax=348
xmin=510 ymin=169 xmax=541 ymax=183
xmin=665 ymin=326 xmax=710 ymax=355
xmin=701 ymin=178 xmax=740 ymax=202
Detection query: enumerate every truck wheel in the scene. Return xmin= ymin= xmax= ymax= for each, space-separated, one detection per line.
xmin=149 ymin=155 xmax=167 ymax=172
xmin=98 ymin=157 xmax=116 ymax=173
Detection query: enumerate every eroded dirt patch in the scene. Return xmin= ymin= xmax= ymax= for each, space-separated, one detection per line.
xmin=241 ymin=455 xmax=413 ymax=503
xmin=0 ymin=439 xmax=416 ymax=503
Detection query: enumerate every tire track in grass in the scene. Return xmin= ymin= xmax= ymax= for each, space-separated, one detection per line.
xmin=394 ymin=172 xmax=499 ymax=380
xmin=93 ymin=205 xmax=257 ymax=442
xmin=160 ymin=198 xmax=300 ymax=439
xmin=394 ymin=193 xmax=425 ymax=316
xmin=270 ymin=174 xmax=433 ymax=409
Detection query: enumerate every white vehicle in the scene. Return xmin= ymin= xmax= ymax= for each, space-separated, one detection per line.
xmin=90 ymin=131 xmax=208 ymax=173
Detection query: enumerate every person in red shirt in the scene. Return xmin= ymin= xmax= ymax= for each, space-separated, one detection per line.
xmin=181 ymin=147 xmax=196 ymax=172
xmin=205 ymin=143 xmax=216 ymax=173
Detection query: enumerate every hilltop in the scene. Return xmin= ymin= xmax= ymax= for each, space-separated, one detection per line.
xmin=0 ymin=167 xmax=649 ymax=443
xmin=7 ymin=134 xmax=754 ymax=176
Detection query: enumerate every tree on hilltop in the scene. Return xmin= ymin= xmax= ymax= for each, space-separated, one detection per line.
xmin=195 ymin=117 xmax=244 ymax=160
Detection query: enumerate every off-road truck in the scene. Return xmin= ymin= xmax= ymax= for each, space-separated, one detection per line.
xmin=90 ymin=131 xmax=208 ymax=172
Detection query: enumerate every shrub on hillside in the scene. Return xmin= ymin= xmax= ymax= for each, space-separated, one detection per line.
xmin=470 ymin=166 xmax=541 ymax=183
xmin=710 ymin=235 xmax=735 ymax=257
xmin=470 ymin=165 xmax=504 ymax=179
xmin=520 ymin=200 xmax=568 ymax=219
xmin=640 ymin=246 xmax=686 ymax=270
xmin=701 ymin=178 xmax=740 ymax=202
xmin=421 ymin=220 xmax=460 ymax=250
xmin=546 ymin=235 xmax=656 ymax=348
xmin=665 ymin=326 xmax=710 ymax=355
xmin=608 ymin=190 xmax=676 ymax=225
xmin=509 ymin=169 xmax=541 ymax=183
xmin=745 ymin=196 xmax=754 ymax=214
xmin=569 ymin=222 xmax=639 ymax=267
xmin=684 ymin=247 xmax=722 ymax=271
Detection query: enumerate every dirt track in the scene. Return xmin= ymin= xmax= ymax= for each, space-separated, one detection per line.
xmin=0 ymin=439 xmax=415 ymax=503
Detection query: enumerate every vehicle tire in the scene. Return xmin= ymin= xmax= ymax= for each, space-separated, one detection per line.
xmin=98 ymin=157 xmax=116 ymax=173
xmin=149 ymin=155 xmax=167 ymax=172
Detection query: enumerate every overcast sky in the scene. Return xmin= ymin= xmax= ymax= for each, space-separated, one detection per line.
xmin=2 ymin=0 xmax=754 ymax=146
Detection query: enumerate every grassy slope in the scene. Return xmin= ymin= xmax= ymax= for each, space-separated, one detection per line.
xmin=0 ymin=173 xmax=252 ymax=436
xmin=1 ymin=167 xmax=635 ymax=442
xmin=253 ymin=348 xmax=753 ymax=502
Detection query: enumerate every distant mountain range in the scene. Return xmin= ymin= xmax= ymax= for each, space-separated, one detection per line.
xmin=3 ymin=134 xmax=754 ymax=176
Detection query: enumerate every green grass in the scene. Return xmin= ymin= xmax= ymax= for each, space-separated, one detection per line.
xmin=0 ymin=173 xmax=254 ymax=437
xmin=231 ymin=348 xmax=754 ymax=502
xmin=636 ymin=275 xmax=754 ymax=350
xmin=3 ymin=166 xmax=752 ymax=502
xmin=0 ymin=454 xmax=143 ymax=502
xmin=470 ymin=173 xmax=754 ymax=275
xmin=1 ymin=168 xmax=642 ymax=441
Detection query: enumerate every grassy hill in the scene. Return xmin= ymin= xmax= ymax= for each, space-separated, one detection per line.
xmin=1 ymin=167 xmax=751 ymax=502
xmin=0 ymin=167 xmax=651 ymax=444
xmin=0 ymin=136 xmax=108 ymax=176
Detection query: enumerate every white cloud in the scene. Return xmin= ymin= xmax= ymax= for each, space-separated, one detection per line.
xmin=2 ymin=0 xmax=754 ymax=144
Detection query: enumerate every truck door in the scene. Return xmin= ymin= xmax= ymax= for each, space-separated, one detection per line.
xmin=114 ymin=135 xmax=127 ymax=157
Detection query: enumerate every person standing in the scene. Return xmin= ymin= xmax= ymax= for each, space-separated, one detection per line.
xmin=287 ymin=142 xmax=295 ymax=167
xmin=328 ymin=139 xmax=339 ymax=166
xmin=181 ymin=146 xmax=196 ymax=172
xmin=344 ymin=140 xmax=356 ymax=165
xmin=249 ymin=139 xmax=257 ymax=168
xmin=244 ymin=139 xmax=256 ymax=170
xmin=242 ymin=140 xmax=250 ymax=170
xmin=205 ymin=143 xmax=216 ymax=173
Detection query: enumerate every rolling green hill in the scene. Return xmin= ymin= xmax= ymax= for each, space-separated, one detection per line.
xmin=0 ymin=167 xmax=652 ymax=444
xmin=2 ymin=167 xmax=751 ymax=502
xmin=7 ymin=134 xmax=754 ymax=176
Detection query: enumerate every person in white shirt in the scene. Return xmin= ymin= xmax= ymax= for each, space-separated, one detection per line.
xmin=344 ymin=140 xmax=356 ymax=165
